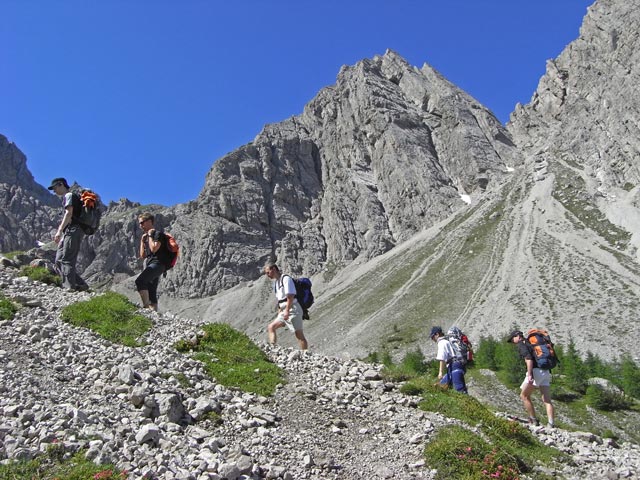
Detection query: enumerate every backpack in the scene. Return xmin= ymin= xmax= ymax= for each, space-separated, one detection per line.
xmin=446 ymin=326 xmax=470 ymax=366
xmin=72 ymin=189 xmax=102 ymax=235
xmin=280 ymin=275 xmax=314 ymax=319
xmin=525 ymin=328 xmax=558 ymax=370
xmin=161 ymin=232 xmax=179 ymax=270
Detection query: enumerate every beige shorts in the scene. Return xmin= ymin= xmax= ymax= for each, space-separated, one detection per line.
xmin=520 ymin=368 xmax=552 ymax=389
xmin=276 ymin=303 xmax=304 ymax=332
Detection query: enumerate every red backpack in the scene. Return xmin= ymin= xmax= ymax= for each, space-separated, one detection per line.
xmin=162 ymin=232 xmax=179 ymax=270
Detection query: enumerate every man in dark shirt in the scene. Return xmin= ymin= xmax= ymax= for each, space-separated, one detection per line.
xmin=136 ymin=213 xmax=167 ymax=311
xmin=48 ymin=177 xmax=89 ymax=291
xmin=508 ymin=330 xmax=555 ymax=427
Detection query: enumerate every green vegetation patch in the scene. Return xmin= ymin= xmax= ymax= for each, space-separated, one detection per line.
xmin=175 ymin=323 xmax=284 ymax=396
xmin=0 ymin=448 xmax=125 ymax=480
xmin=425 ymin=425 xmax=522 ymax=480
xmin=1 ymin=250 xmax=25 ymax=260
xmin=61 ymin=292 xmax=152 ymax=347
xmin=383 ymin=199 xmax=507 ymax=345
xmin=19 ymin=265 xmax=61 ymax=286
xmin=552 ymin=163 xmax=631 ymax=248
xmin=0 ymin=293 xmax=19 ymax=320
xmin=380 ymin=349 xmax=563 ymax=478
xmin=420 ymin=385 xmax=562 ymax=478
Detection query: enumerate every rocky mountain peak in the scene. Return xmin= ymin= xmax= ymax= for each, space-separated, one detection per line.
xmin=163 ymin=49 xmax=518 ymax=298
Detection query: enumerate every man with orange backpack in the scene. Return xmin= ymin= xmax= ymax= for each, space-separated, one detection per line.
xmin=136 ymin=213 xmax=177 ymax=311
xmin=508 ymin=329 xmax=556 ymax=428
xmin=48 ymin=177 xmax=90 ymax=292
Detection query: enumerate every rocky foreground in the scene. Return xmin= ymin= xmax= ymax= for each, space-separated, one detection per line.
xmin=1 ymin=267 xmax=640 ymax=479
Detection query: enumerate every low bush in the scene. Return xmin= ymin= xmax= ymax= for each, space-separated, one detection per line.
xmin=419 ymin=383 xmax=562 ymax=477
xmin=585 ymin=384 xmax=632 ymax=411
xmin=1 ymin=250 xmax=25 ymax=260
xmin=0 ymin=294 xmax=19 ymax=320
xmin=0 ymin=449 xmax=125 ymax=479
xmin=19 ymin=265 xmax=61 ymax=286
xmin=61 ymin=292 xmax=152 ymax=347
xmin=175 ymin=323 xmax=284 ymax=396
xmin=425 ymin=425 xmax=521 ymax=480
xmin=379 ymin=349 xmax=437 ymax=382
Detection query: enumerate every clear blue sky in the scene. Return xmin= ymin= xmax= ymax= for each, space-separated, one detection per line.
xmin=2 ymin=1 xmax=593 ymax=206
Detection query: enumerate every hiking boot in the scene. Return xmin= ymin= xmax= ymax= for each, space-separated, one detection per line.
xmin=528 ymin=417 xmax=540 ymax=426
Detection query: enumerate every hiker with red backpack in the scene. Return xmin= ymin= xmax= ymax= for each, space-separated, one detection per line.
xmin=48 ymin=177 xmax=90 ymax=292
xmin=263 ymin=263 xmax=308 ymax=350
xmin=507 ymin=329 xmax=556 ymax=428
xmin=430 ymin=326 xmax=468 ymax=394
xmin=136 ymin=212 xmax=175 ymax=311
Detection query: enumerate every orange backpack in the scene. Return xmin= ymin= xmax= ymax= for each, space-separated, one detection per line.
xmin=526 ymin=329 xmax=558 ymax=370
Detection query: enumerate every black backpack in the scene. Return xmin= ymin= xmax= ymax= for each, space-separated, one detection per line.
xmin=279 ymin=275 xmax=315 ymax=319
xmin=72 ymin=189 xmax=102 ymax=235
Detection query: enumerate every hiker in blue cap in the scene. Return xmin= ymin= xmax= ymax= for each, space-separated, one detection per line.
xmin=430 ymin=326 xmax=468 ymax=393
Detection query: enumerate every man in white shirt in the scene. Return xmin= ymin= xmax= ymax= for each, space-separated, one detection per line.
xmin=430 ymin=326 xmax=468 ymax=393
xmin=264 ymin=263 xmax=308 ymax=350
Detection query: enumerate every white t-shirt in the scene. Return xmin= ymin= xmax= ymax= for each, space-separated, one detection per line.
xmin=274 ymin=275 xmax=298 ymax=304
xmin=436 ymin=337 xmax=455 ymax=363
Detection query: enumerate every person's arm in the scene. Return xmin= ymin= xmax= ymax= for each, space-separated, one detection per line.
xmin=54 ymin=205 xmax=73 ymax=243
xmin=282 ymin=293 xmax=295 ymax=320
xmin=139 ymin=233 xmax=148 ymax=259
xmin=438 ymin=359 xmax=446 ymax=380
xmin=525 ymin=357 xmax=535 ymax=384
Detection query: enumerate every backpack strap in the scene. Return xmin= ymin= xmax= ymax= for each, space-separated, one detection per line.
xmin=70 ymin=192 xmax=83 ymax=222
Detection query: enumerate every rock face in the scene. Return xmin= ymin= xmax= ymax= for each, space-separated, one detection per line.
xmin=164 ymin=50 xmax=518 ymax=297
xmin=508 ymin=0 xmax=640 ymax=256
xmin=0 ymin=135 xmax=59 ymax=252
xmin=509 ymin=0 xmax=640 ymax=188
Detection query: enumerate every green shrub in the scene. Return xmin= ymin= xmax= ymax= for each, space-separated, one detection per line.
xmin=400 ymin=376 xmax=434 ymax=396
xmin=585 ymin=384 xmax=632 ymax=411
xmin=363 ymin=351 xmax=380 ymax=364
xmin=0 ymin=294 xmax=19 ymax=320
xmin=475 ymin=331 xmax=526 ymax=387
xmin=475 ymin=336 xmax=498 ymax=370
xmin=495 ymin=341 xmax=525 ymax=387
xmin=175 ymin=323 xmax=284 ymax=396
xmin=61 ymin=292 xmax=152 ymax=347
xmin=19 ymin=265 xmax=61 ymax=286
xmin=1 ymin=250 xmax=25 ymax=260
xmin=401 ymin=349 xmax=430 ymax=374
xmin=0 ymin=449 xmax=125 ymax=480
xmin=380 ymin=350 xmax=435 ymax=382
xmin=418 ymin=383 xmax=562 ymax=476
xmin=557 ymin=339 xmax=588 ymax=394
xmin=620 ymin=355 xmax=640 ymax=399
xmin=425 ymin=425 xmax=521 ymax=480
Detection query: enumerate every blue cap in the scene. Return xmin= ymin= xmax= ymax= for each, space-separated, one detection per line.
xmin=430 ymin=326 xmax=443 ymax=338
